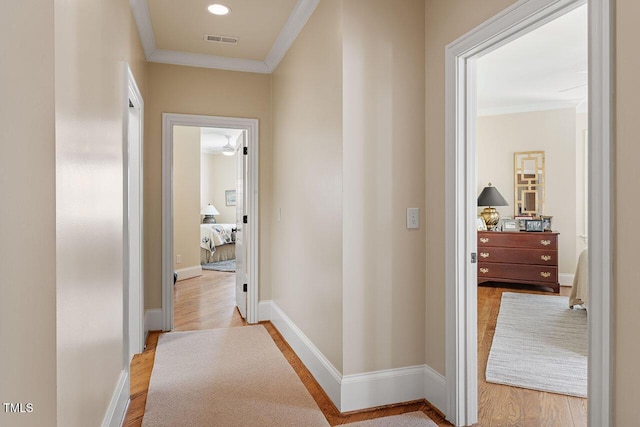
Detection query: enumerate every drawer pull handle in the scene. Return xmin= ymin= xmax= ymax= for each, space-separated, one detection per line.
xmin=480 ymin=268 xmax=489 ymax=274
xmin=480 ymin=238 xmax=489 ymax=244
xmin=480 ymin=252 xmax=490 ymax=258
xmin=541 ymin=255 xmax=552 ymax=261
xmin=540 ymin=272 xmax=551 ymax=278
xmin=540 ymin=239 xmax=552 ymax=246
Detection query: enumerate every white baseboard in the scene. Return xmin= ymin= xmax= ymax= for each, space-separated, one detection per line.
xmin=175 ymin=265 xmax=202 ymax=281
xmin=341 ymin=365 xmax=426 ymax=412
xmin=559 ymin=273 xmax=575 ymax=286
xmin=267 ymin=301 xmax=343 ymax=409
xmin=266 ymin=300 xmax=449 ymax=414
xmin=144 ymin=308 xmax=163 ymax=342
xmin=424 ymin=364 xmax=447 ymax=415
xmin=258 ymin=300 xmax=272 ymax=321
xmin=101 ymin=370 xmax=129 ymax=427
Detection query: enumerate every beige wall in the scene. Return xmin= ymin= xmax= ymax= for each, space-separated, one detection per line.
xmin=615 ymin=0 xmax=640 ymax=424
xmin=425 ymin=0 xmax=517 ymax=376
xmin=477 ymin=109 xmax=578 ymax=275
xmin=342 ymin=0 xmax=426 ymax=374
xmin=201 ymin=153 xmax=237 ymax=224
xmin=0 ymin=2 xmax=57 ymax=426
xmin=173 ymin=126 xmax=201 ymax=270
xmin=271 ymin=0 xmax=344 ymax=371
xmin=54 ymin=0 xmax=147 ymax=425
xmin=145 ymin=64 xmax=272 ymax=308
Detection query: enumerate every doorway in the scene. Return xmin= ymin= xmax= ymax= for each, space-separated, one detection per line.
xmin=445 ymin=0 xmax=612 ymax=426
xmin=161 ymin=114 xmax=259 ymax=330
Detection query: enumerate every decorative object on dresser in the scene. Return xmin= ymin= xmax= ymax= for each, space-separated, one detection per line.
xmin=478 ymin=230 xmax=560 ymax=293
xmin=477 ymin=183 xmax=509 ymax=231
xmin=201 ymin=203 xmax=220 ymax=224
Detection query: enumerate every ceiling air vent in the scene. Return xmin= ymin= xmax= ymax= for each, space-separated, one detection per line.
xmin=204 ymin=34 xmax=239 ymax=45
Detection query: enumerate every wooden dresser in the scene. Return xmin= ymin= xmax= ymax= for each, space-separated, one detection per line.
xmin=477 ymin=231 xmax=560 ymax=293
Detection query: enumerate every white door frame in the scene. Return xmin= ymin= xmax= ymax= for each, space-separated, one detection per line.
xmin=161 ymin=113 xmax=260 ymax=329
xmin=444 ymin=0 xmax=612 ymax=426
xmin=123 ymin=63 xmax=144 ymax=364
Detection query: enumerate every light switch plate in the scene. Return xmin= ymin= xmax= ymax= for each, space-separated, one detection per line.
xmin=407 ymin=208 xmax=419 ymax=229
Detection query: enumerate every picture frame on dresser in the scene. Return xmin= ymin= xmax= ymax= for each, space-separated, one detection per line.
xmin=502 ymin=218 xmax=518 ymax=231
xmin=525 ymin=219 xmax=544 ymax=232
xmin=515 ymin=215 xmax=532 ymax=231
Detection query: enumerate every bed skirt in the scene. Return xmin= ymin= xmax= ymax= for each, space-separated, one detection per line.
xmin=200 ymin=244 xmax=235 ymax=264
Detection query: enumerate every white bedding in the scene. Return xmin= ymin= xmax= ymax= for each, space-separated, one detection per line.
xmin=200 ymin=223 xmax=235 ymax=254
xmin=570 ymin=249 xmax=588 ymax=309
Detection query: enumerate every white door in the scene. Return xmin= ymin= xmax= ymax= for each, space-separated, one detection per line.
xmin=127 ymin=99 xmax=144 ymax=358
xmin=235 ymin=132 xmax=247 ymax=318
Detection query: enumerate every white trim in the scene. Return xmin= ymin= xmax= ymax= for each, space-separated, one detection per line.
xmin=128 ymin=0 xmax=318 ymax=74
xmin=174 ymin=265 xmax=203 ymax=281
xmin=587 ymin=0 xmax=613 ymax=425
xmin=424 ymin=365 xmax=447 ymax=416
xmin=123 ymin=63 xmax=145 ymax=363
xmin=101 ymin=370 xmax=129 ymax=427
xmin=445 ymin=0 xmax=612 ymax=426
xmin=258 ymin=300 xmax=273 ymax=322
xmin=478 ymin=100 xmax=580 ymax=117
xmin=267 ymin=301 xmax=343 ymax=408
xmin=144 ymin=308 xmax=163 ymax=341
xmin=266 ymin=300 xmax=442 ymax=413
xmin=162 ymin=113 xmax=259 ymax=329
xmin=559 ymin=273 xmax=575 ymax=286
xmin=149 ymin=50 xmax=270 ymax=74
xmin=341 ymin=366 xmax=426 ymax=413
xmin=264 ymin=0 xmax=320 ymax=72
xmin=128 ymin=0 xmax=156 ymax=59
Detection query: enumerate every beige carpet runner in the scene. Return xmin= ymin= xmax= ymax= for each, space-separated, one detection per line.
xmin=142 ymin=325 xmax=329 ymax=426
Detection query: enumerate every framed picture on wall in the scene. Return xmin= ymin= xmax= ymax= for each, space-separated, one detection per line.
xmin=225 ymin=190 xmax=236 ymax=206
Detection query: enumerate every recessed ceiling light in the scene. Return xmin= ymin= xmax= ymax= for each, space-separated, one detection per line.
xmin=208 ymin=4 xmax=230 ymax=15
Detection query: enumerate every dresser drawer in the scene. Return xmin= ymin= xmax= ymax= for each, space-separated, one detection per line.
xmin=478 ymin=262 xmax=558 ymax=283
xmin=478 ymin=232 xmax=557 ymax=249
xmin=477 ymin=247 xmax=557 ymax=265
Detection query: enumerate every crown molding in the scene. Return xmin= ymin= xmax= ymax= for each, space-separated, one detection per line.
xmin=129 ymin=0 xmax=319 ymax=74
xmin=264 ymin=0 xmax=320 ymax=72
xmin=477 ymin=100 xmax=581 ymax=116
xmin=149 ymin=50 xmax=271 ymax=74
xmin=129 ymin=0 xmax=156 ymax=59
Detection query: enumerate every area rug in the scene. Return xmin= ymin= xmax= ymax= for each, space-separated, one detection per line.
xmin=486 ymin=292 xmax=587 ymax=397
xmin=343 ymin=411 xmax=438 ymax=426
xmin=201 ymin=259 xmax=236 ymax=272
xmin=142 ymin=325 xmax=329 ymax=427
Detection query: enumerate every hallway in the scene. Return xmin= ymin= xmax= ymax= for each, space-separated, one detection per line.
xmin=122 ymin=270 xmax=449 ymax=426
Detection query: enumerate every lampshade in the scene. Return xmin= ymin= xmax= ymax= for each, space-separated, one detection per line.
xmin=201 ymin=203 xmax=220 ymax=216
xmin=477 ymin=183 xmax=508 ymax=207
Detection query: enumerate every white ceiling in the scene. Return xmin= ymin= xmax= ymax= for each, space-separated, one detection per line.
xmin=200 ymin=127 xmax=243 ymax=155
xmin=129 ymin=0 xmax=320 ymax=73
xmin=477 ymin=4 xmax=588 ymax=116
xmin=129 ymin=2 xmax=587 ymax=110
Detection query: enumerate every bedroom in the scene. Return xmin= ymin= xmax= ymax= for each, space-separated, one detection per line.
xmin=172 ymin=125 xmax=243 ymax=329
xmin=474 ymin=4 xmax=589 ymax=425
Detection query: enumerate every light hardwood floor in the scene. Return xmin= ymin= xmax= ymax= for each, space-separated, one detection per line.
xmin=477 ymin=283 xmax=587 ymax=427
xmin=123 ymin=272 xmax=586 ymax=426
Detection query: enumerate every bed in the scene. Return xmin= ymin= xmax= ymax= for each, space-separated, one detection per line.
xmin=200 ymin=223 xmax=236 ymax=263
xmin=569 ymin=248 xmax=588 ymax=309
